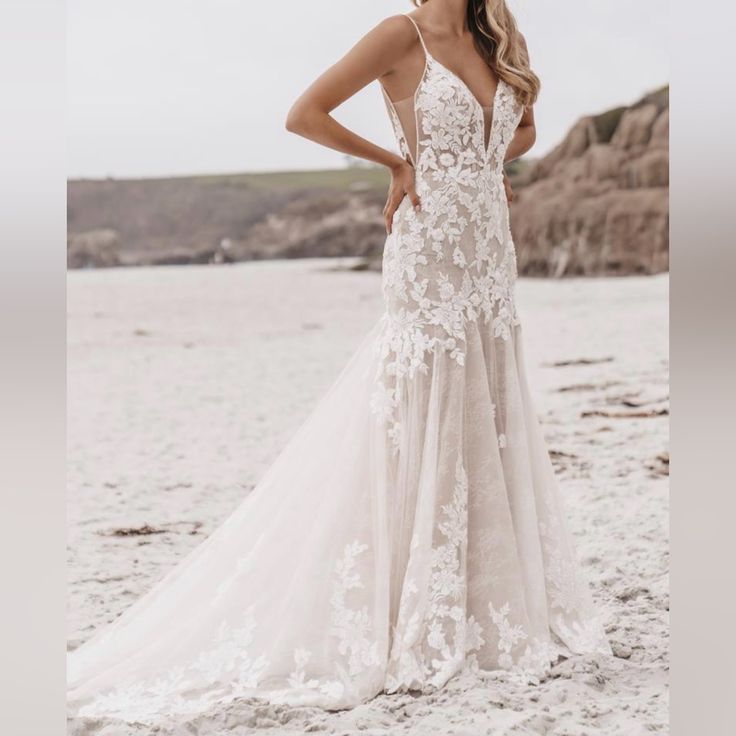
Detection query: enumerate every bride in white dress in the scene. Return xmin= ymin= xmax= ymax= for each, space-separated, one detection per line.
xmin=68 ymin=0 xmax=610 ymax=724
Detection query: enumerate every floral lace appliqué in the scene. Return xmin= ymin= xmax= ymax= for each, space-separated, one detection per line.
xmin=373 ymin=55 xmax=525 ymax=448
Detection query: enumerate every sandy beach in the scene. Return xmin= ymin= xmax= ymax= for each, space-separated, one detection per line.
xmin=67 ymin=259 xmax=668 ymax=735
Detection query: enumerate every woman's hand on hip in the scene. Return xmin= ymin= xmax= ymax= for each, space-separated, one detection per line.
xmin=503 ymin=171 xmax=515 ymax=203
xmin=384 ymin=158 xmax=420 ymax=234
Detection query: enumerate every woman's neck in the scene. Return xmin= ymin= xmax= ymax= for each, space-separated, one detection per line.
xmin=417 ymin=0 xmax=470 ymax=36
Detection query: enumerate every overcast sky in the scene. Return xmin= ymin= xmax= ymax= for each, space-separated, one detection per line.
xmin=67 ymin=0 xmax=668 ymax=179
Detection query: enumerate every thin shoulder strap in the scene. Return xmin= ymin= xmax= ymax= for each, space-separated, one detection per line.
xmin=404 ymin=15 xmax=430 ymax=57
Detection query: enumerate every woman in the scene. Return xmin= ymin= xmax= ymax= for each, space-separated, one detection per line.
xmin=68 ymin=0 xmax=610 ymax=724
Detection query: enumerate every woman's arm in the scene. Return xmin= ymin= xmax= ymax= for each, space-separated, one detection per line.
xmin=286 ymin=17 xmax=422 ymax=232
xmin=502 ymin=34 xmax=537 ymax=201
xmin=286 ymin=17 xmax=408 ymax=169
xmin=502 ymin=106 xmax=535 ymax=203
xmin=505 ymin=105 xmax=536 ymax=164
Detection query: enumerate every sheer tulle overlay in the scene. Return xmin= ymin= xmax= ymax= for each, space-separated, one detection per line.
xmin=68 ymin=16 xmax=610 ymax=723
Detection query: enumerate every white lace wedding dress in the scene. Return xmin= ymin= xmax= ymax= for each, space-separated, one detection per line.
xmin=68 ymin=17 xmax=610 ymax=724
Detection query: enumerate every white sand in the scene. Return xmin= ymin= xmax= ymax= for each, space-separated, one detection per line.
xmin=67 ymin=260 xmax=669 ymax=735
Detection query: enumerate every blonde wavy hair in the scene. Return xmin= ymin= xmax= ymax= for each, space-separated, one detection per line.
xmin=412 ymin=0 xmax=540 ymax=106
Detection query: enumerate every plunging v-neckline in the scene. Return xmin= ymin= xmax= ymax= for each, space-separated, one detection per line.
xmin=428 ymin=52 xmax=499 ymax=116
xmin=402 ymin=16 xmax=503 ymax=159
xmin=385 ymin=54 xmax=502 ymax=161
xmin=426 ymin=53 xmax=502 ymax=157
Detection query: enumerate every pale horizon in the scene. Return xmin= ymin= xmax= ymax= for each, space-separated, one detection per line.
xmin=68 ymin=0 xmax=668 ymax=180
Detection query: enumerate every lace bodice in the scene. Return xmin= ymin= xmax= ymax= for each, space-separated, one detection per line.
xmin=375 ymin=16 xmax=526 ymax=448
xmin=382 ymin=23 xmax=524 ymax=176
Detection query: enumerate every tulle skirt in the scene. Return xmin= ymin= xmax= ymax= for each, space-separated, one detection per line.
xmin=68 ymin=315 xmax=609 ymax=723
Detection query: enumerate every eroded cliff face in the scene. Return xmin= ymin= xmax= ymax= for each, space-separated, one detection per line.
xmin=509 ymin=87 xmax=668 ymax=276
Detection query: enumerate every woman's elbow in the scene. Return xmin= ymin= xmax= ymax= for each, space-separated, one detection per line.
xmin=284 ymin=107 xmax=301 ymax=134
xmin=514 ymin=125 xmax=536 ymax=157
xmin=285 ymin=103 xmax=311 ymax=135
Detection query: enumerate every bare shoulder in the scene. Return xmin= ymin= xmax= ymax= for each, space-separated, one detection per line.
xmin=355 ymin=15 xmax=422 ymax=78
xmin=367 ymin=15 xmax=420 ymax=53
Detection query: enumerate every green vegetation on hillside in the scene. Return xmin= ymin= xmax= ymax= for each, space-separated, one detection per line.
xmin=80 ymin=167 xmax=391 ymax=194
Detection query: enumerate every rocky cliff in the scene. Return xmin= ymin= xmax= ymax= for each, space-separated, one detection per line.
xmin=508 ymin=86 xmax=668 ymax=276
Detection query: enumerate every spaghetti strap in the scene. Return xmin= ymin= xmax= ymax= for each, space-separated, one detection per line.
xmin=403 ymin=15 xmax=430 ymax=57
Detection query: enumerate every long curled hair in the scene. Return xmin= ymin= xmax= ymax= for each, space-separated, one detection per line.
xmin=412 ymin=0 xmax=541 ymax=106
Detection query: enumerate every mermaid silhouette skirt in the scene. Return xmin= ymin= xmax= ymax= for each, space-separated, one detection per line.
xmin=68 ymin=16 xmax=610 ymax=723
